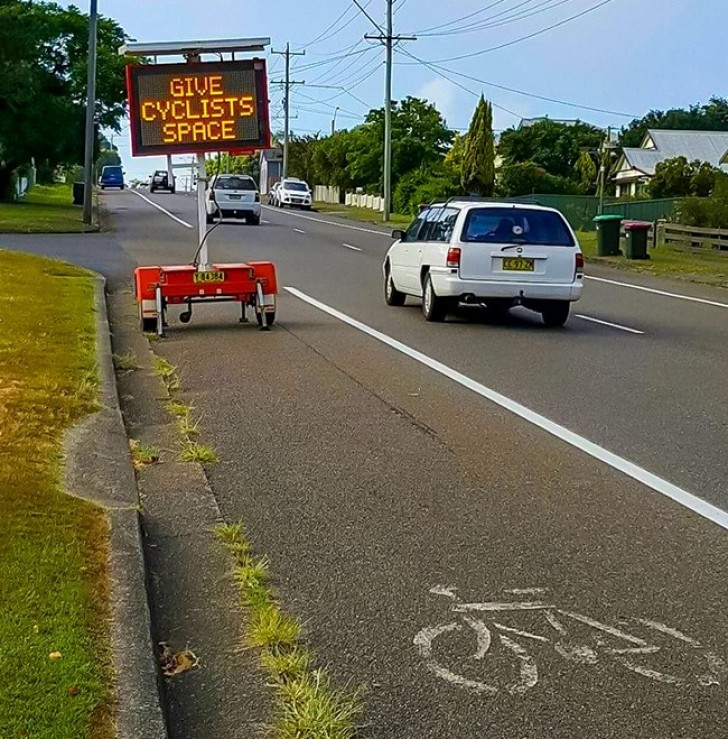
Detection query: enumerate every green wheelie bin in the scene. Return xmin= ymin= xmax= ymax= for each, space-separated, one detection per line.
xmin=593 ymin=214 xmax=623 ymax=256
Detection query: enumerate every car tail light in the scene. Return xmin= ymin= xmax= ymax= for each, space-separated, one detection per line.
xmin=575 ymin=252 xmax=584 ymax=277
xmin=447 ymin=247 xmax=461 ymax=268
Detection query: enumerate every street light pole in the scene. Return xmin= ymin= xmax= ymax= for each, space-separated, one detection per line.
xmin=331 ymin=106 xmax=340 ymax=137
xmin=82 ymin=0 xmax=99 ymax=225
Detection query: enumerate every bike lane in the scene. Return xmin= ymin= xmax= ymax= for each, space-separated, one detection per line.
xmin=147 ymin=291 xmax=728 ymax=739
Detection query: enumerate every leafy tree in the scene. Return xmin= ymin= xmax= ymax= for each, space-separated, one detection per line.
xmin=206 ymin=153 xmax=261 ymax=183
xmin=498 ymin=120 xmax=604 ymax=182
xmin=0 ymin=0 xmax=133 ymax=199
xmin=443 ymin=132 xmax=467 ymax=190
xmin=574 ymin=150 xmax=598 ymax=194
xmin=497 ymin=161 xmax=578 ymax=197
xmin=648 ymin=157 xmax=701 ymax=198
xmin=313 ymin=131 xmax=354 ymax=190
xmin=97 ymin=148 xmax=121 ymax=169
xmin=462 ymin=96 xmax=495 ymax=196
xmin=287 ymin=132 xmax=321 ymax=184
xmin=620 ymin=98 xmax=728 ymax=148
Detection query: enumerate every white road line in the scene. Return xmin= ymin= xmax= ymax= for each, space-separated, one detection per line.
xmin=585 ymin=275 xmax=728 ymax=309
xmin=342 ymin=243 xmax=362 ymax=252
xmin=575 ymin=314 xmax=645 ymax=335
xmin=262 ymin=204 xmax=392 ymax=237
xmin=293 ymin=228 xmax=306 ymax=234
xmin=262 ymin=219 xmax=270 ymax=224
xmin=284 ymin=286 xmax=728 ymax=533
xmin=132 ymin=190 xmax=194 ymax=229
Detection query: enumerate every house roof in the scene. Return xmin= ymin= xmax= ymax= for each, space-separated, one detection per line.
xmin=621 ymin=129 xmax=728 ymax=176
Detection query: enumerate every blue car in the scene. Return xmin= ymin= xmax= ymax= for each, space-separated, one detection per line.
xmin=99 ymin=165 xmax=124 ymax=190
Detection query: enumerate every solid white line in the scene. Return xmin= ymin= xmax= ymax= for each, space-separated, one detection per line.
xmin=293 ymin=228 xmax=306 ymax=234
xmin=132 ymin=190 xmax=194 ymax=229
xmin=262 ymin=204 xmax=392 ymax=237
xmin=585 ymin=275 xmax=728 ymax=309
xmin=342 ymin=243 xmax=362 ymax=252
xmin=575 ymin=314 xmax=645 ymax=335
xmin=262 ymin=219 xmax=270 ymax=224
xmin=284 ymin=286 xmax=728 ymax=533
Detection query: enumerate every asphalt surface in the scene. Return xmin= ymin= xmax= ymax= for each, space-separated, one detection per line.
xmin=6 ymin=190 xmax=728 ymax=738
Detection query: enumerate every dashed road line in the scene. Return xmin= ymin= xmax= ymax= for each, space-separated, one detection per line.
xmin=262 ymin=205 xmax=392 ymax=237
xmin=342 ymin=243 xmax=362 ymax=252
xmin=132 ymin=190 xmax=194 ymax=229
xmin=575 ymin=314 xmax=645 ymax=335
xmin=284 ymin=286 xmax=728 ymax=533
xmin=293 ymin=228 xmax=306 ymax=234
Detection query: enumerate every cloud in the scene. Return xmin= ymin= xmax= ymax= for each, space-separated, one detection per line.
xmin=416 ymin=77 xmax=459 ymax=125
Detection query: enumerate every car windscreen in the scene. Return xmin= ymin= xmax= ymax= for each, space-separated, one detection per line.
xmin=283 ymin=182 xmax=308 ymax=192
xmin=215 ymin=177 xmax=256 ymax=191
xmin=462 ymin=208 xmax=575 ymax=247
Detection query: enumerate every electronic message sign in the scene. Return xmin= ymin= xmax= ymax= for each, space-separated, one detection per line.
xmin=126 ymin=60 xmax=271 ymax=156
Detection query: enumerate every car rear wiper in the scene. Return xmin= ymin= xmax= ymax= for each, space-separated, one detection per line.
xmin=500 ymin=241 xmax=527 ymax=251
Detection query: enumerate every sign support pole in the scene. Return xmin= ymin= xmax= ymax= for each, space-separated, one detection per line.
xmin=196 ymin=153 xmax=209 ymax=270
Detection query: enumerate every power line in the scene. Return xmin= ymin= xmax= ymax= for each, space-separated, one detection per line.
xmin=412 ymin=0 xmax=512 ymax=35
xmin=407 ymin=0 xmax=617 ymax=63
xmin=352 ymin=0 xmax=385 ymax=33
xmin=298 ymin=3 xmax=357 ymax=49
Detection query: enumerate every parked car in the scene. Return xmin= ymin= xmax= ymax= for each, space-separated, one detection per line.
xmin=206 ymin=174 xmax=261 ymax=225
xmin=150 ymin=170 xmax=175 ymax=193
xmin=276 ymin=178 xmax=312 ymax=209
xmin=383 ymin=201 xmax=584 ymax=326
xmin=99 ymin=165 xmax=124 ymax=190
xmin=268 ymin=181 xmax=281 ymax=207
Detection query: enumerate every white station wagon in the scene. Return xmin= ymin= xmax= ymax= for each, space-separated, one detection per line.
xmin=383 ymin=201 xmax=584 ymax=326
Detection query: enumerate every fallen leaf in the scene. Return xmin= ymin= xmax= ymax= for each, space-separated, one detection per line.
xmin=68 ymin=685 xmax=80 ymax=696
xmin=49 ymin=651 xmax=62 ymax=660
xmin=159 ymin=642 xmax=199 ymax=677
xmin=32 ymin=624 xmax=39 ymax=635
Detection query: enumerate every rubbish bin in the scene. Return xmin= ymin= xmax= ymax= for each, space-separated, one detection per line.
xmin=73 ymin=182 xmax=84 ymax=206
xmin=593 ymin=214 xmax=623 ymax=256
xmin=623 ymin=221 xmax=652 ymax=260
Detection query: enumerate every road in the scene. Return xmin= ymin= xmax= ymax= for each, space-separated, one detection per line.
xmin=12 ymin=189 xmax=728 ymax=738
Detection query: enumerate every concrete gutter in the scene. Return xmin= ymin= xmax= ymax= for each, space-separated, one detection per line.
xmin=64 ymin=276 xmax=167 ymax=739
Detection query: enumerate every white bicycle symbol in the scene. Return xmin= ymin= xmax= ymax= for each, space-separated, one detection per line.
xmin=414 ymin=586 xmax=727 ymax=695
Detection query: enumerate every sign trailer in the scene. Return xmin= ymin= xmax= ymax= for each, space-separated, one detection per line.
xmin=121 ymin=38 xmax=276 ymax=337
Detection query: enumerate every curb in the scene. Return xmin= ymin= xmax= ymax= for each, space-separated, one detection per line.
xmin=64 ymin=276 xmax=167 ymax=739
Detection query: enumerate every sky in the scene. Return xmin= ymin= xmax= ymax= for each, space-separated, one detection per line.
xmin=60 ymin=0 xmax=727 ymax=182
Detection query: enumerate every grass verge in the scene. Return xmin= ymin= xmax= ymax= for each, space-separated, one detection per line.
xmin=113 ymin=350 xmax=140 ymax=372
xmin=0 ymin=184 xmax=96 ymax=234
xmin=0 ymin=249 xmax=112 ymax=737
xmin=577 ymin=230 xmax=728 ymax=288
xmin=313 ymin=202 xmax=411 ymax=230
xmin=215 ymin=523 xmax=361 ymax=739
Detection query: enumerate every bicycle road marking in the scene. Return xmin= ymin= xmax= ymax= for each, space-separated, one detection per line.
xmin=284 ymin=286 xmax=728 ymax=532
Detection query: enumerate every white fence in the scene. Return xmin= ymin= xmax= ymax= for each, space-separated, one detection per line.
xmin=314 ymin=185 xmax=341 ymax=204
xmin=344 ymin=191 xmax=385 ymax=212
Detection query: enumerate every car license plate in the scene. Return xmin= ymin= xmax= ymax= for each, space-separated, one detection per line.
xmin=228 ymin=194 xmax=241 ymax=200
xmin=193 ymin=270 xmax=225 ymax=284
xmin=503 ymin=257 xmax=534 ymax=272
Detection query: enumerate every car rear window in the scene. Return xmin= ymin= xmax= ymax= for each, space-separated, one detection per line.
xmin=103 ymin=166 xmax=122 ymax=175
xmin=215 ymin=177 xmax=256 ymax=191
xmin=462 ymin=208 xmax=575 ymax=247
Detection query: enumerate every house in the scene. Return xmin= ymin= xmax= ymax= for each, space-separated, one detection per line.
xmin=259 ymin=148 xmax=283 ymax=195
xmin=614 ymin=129 xmax=728 ymax=197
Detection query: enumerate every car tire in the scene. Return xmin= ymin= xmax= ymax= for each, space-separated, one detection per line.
xmin=150 ymin=187 xmax=155 ymax=193
xmin=384 ymin=269 xmax=406 ymax=306
xmin=422 ymin=273 xmax=450 ymax=322
xmin=100 ymin=185 xmax=106 ymax=190
xmin=206 ymin=213 xmax=215 ymax=224
xmin=256 ymin=311 xmax=275 ymax=327
xmin=541 ymin=301 xmax=570 ymax=327
xmin=249 ymin=215 xmax=261 ymax=226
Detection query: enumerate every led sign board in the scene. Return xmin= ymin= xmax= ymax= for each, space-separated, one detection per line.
xmin=126 ymin=60 xmax=271 ymax=156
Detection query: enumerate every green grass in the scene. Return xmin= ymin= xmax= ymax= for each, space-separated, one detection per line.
xmin=0 ymin=249 xmax=112 ymax=738
xmin=215 ymin=523 xmax=362 ymax=739
xmin=314 ymin=202 xmax=411 ymax=230
xmin=577 ymin=230 xmax=728 ymax=288
xmin=0 ymin=184 xmax=96 ymax=234
xmin=130 ymin=440 xmax=161 ymax=469
xmin=153 ymin=356 xmax=181 ymax=393
xmin=178 ymin=441 xmax=218 ymax=464
xmin=113 ymin=350 xmax=140 ymax=372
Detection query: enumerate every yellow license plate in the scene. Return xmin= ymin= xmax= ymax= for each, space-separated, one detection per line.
xmin=503 ymin=257 xmax=534 ymax=272
xmin=193 ymin=270 xmax=225 ymax=284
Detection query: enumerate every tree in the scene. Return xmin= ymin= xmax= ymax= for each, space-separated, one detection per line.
xmin=97 ymin=149 xmax=121 ymax=169
xmin=443 ymin=132 xmax=467 ymax=190
xmin=287 ymin=133 xmax=321 ymax=184
xmin=647 ymin=157 xmax=714 ymax=198
xmin=0 ymin=1 xmax=133 ymax=200
xmin=206 ymin=153 xmax=261 ymax=183
xmin=498 ymin=120 xmax=604 ymax=183
xmin=574 ymin=150 xmax=598 ymax=194
xmin=462 ymin=96 xmax=495 ymax=196
xmin=620 ymin=98 xmax=728 ymax=148
xmin=497 ymin=161 xmax=578 ymax=197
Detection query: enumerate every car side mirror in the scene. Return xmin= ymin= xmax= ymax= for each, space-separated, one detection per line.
xmin=392 ymin=229 xmax=406 ymax=241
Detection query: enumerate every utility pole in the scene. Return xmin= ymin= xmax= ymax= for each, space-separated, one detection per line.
xmin=598 ymin=126 xmax=612 ymax=215
xmin=82 ymin=0 xmax=98 ymax=226
xmin=365 ymin=1 xmax=415 ymax=221
xmin=272 ymin=43 xmax=305 ymax=179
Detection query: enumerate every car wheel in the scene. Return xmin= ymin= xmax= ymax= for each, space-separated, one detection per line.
xmin=206 ymin=213 xmax=215 ymax=224
xmin=384 ymin=268 xmax=406 ymax=306
xmin=249 ymin=215 xmax=261 ymax=225
xmin=256 ymin=311 xmax=275 ymax=327
xmin=541 ymin=301 xmax=570 ymax=327
xmin=150 ymin=187 xmax=155 ymax=193
xmin=422 ymin=273 xmax=450 ymax=322
xmin=100 ymin=185 xmax=106 ymax=190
